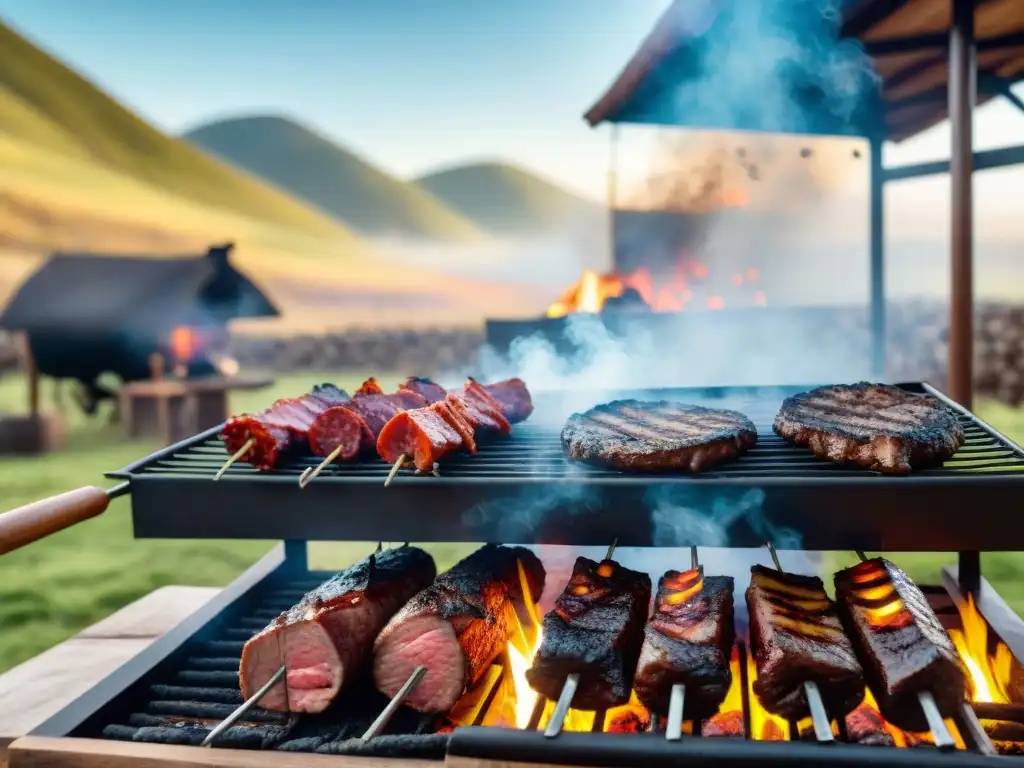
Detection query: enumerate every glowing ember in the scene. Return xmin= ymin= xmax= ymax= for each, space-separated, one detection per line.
xmin=170 ymin=326 xmax=199 ymax=362
xmin=546 ymin=255 xmax=767 ymax=317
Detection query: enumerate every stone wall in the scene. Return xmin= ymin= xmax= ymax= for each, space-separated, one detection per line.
xmin=0 ymin=301 xmax=1022 ymax=406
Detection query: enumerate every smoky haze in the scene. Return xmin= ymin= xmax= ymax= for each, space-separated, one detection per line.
xmin=447 ymin=0 xmax=878 ymax=583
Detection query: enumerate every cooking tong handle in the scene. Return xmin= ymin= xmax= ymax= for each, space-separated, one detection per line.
xmin=0 ymin=484 xmax=124 ymax=555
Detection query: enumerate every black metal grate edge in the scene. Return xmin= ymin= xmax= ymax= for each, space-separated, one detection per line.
xmin=109 ymin=382 xmax=1024 ymax=484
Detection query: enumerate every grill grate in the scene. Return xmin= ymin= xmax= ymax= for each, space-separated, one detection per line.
xmin=73 ymin=571 xmax=1000 ymax=764
xmin=116 ymin=383 xmax=1024 ymax=482
xmin=82 ymin=572 xmax=453 ymax=759
xmin=107 ymin=383 xmax=1024 ymax=550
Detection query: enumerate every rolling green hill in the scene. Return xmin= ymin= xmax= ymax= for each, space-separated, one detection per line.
xmin=184 ymin=116 xmax=484 ymax=241
xmin=414 ymin=161 xmax=598 ymax=234
xmin=0 ymin=19 xmax=354 ymax=242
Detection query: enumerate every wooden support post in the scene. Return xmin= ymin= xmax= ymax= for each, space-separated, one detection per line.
xmin=17 ymin=331 xmax=40 ymax=417
xmin=948 ymin=0 xmax=976 ymax=407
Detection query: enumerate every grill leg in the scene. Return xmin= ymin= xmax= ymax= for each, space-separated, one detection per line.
xmin=959 ymin=551 xmax=981 ymax=596
xmin=283 ymin=540 xmax=308 ymax=573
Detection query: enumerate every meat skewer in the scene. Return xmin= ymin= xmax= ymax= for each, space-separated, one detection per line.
xmin=239 ymin=544 xmax=436 ymax=714
xmin=747 ymin=542 xmax=864 ymax=742
xmin=377 ymin=379 xmax=517 ymax=487
xmin=373 ymin=544 xmax=545 ymax=713
xmin=299 ymin=380 xmax=428 ymax=487
xmin=634 ymin=545 xmax=735 ymax=742
xmin=216 ymin=383 xmax=349 ymax=478
xmin=527 ymin=539 xmax=652 ymax=738
xmin=835 ymin=551 xmax=977 ymax=750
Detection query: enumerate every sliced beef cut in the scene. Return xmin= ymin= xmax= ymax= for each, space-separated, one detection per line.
xmin=373 ymin=545 xmax=545 ymax=713
xmin=526 ymin=557 xmax=651 ymax=710
xmin=634 ymin=570 xmax=735 ymax=720
xmin=773 ymin=382 xmax=965 ymax=474
xmin=746 ymin=565 xmax=864 ymax=721
xmin=240 ymin=546 xmax=435 ymax=714
xmin=561 ymin=399 xmax=757 ymax=473
xmin=400 ymin=377 xmax=449 ymax=405
xmin=834 ymin=558 xmax=968 ymax=732
xmin=484 ymin=378 xmax=533 ymax=423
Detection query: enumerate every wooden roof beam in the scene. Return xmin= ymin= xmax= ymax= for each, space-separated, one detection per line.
xmin=866 ymin=30 xmax=1024 ymax=56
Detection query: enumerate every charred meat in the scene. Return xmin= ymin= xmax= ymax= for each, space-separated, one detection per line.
xmin=773 ymin=383 xmax=965 ymax=474
xmin=634 ymin=569 xmax=735 ymax=720
xmin=526 ymin=557 xmax=652 ymax=710
xmin=373 ymin=545 xmax=545 ymax=713
xmin=561 ymin=400 xmax=757 ymax=473
xmin=221 ymin=384 xmax=349 ymax=470
xmin=834 ymin=558 xmax=968 ymax=732
xmin=239 ymin=546 xmax=435 ymax=713
xmin=746 ymin=565 xmax=864 ymax=720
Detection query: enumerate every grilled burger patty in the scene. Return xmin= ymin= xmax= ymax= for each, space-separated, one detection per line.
xmin=561 ymin=399 xmax=758 ymax=473
xmin=773 ymin=383 xmax=964 ymax=475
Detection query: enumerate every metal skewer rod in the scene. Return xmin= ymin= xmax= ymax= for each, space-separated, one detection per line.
xmin=202 ymin=664 xmax=285 ymax=747
xmin=384 ymin=455 xmax=407 ymax=487
xmin=765 ymin=541 xmax=782 ymax=571
xmin=804 ymin=681 xmax=834 ymax=743
xmin=544 ymin=673 xmax=580 ymax=738
xmin=855 ymin=550 xmax=868 ymax=562
xmin=604 ymin=537 xmax=618 ymax=562
xmin=213 ymin=437 xmax=254 ymax=481
xmin=666 ymin=683 xmax=686 ymax=741
xmin=918 ymin=691 xmax=956 ymax=750
xmin=690 ymin=545 xmax=699 ymax=571
xmin=956 ymin=702 xmax=997 ymax=755
xmin=360 ymin=665 xmax=428 ymax=741
xmin=299 ymin=445 xmax=344 ymax=488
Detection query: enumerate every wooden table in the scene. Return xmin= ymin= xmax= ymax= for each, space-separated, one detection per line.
xmin=120 ymin=375 xmax=274 ymax=445
xmin=0 ymin=586 xmax=218 ymax=768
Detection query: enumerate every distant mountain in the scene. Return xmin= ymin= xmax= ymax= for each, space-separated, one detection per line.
xmin=0 ymin=20 xmax=353 ymax=243
xmin=184 ymin=116 xmax=484 ymax=242
xmin=415 ymin=162 xmax=598 ymax=235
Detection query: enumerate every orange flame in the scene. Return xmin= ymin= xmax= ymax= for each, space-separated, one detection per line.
xmin=546 ymin=255 xmax=768 ymax=317
xmin=949 ymin=595 xmax=1012 ymax=704
xmin=745 ymin=653 xmax=790 ymax=741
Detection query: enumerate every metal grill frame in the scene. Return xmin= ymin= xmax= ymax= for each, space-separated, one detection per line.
xmin=107 ymin=382 xmax=1024 ymax=552
xmin=22 ymin=542 xmax=1024 ymax=767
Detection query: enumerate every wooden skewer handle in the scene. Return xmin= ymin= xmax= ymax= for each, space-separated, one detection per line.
xmin=0 ymin=486 xmax=112 ymax=555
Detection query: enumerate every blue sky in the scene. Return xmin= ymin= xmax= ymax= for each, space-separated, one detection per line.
xmin=0 ymin=0 xmax=673 ymax=195
xmin=1 ymin=0 xmax=1021 ymax=233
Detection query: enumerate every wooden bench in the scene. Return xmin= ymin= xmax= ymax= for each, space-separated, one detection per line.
xmin=0 ymin=586 xmax=219 ymax=768
xmin=120 ymin=375 xmax=274 ymax=444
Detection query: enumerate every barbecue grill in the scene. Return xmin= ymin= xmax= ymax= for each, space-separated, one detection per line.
xmin=4 ymin=381 xmax=1024 ymax=767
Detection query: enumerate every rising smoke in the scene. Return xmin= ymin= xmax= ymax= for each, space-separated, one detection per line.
xmin=452 ymin=0 xmax=877 ymax=590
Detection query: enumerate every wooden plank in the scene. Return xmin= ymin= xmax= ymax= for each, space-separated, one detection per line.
xmin=0 ymin=587 xmax=218 ymax=767
xmin=8 ymin=737 xmax=435 ymax=768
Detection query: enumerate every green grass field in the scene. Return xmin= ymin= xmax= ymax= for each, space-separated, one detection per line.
xmin=0 ymin=372 xmax=1021 ymax=673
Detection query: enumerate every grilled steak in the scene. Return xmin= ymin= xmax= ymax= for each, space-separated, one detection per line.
xmin=746 ymin=565 xmax=864 ymax=720
xmin=834 ymin=558 xmax=968 ymax=732
xmin=526 ymin=557 xmax=651 ymax=710
xmin=634 ymin=570 xmax=734 ymax=720
xmin=773 ymin=383 xmax=964 ymax=475
xmin=373 ymin=545 xmax=545 ymax=713
xmin=240 ymin=546 xmax=435 ymax=713
xmin=561 ymin=399 xmax=757 ymax=473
